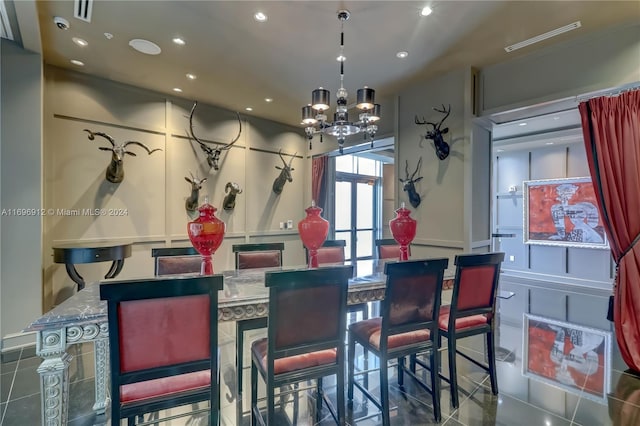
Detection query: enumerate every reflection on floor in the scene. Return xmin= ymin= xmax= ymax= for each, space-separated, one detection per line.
xmin=2 ymin=305 xmax=640 ymax=425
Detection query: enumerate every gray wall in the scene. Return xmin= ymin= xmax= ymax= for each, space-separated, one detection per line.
xmin=481 ymin=22 xmax=640 ymax=115
xmin=1 ymin=39 xmax=43 ymax=349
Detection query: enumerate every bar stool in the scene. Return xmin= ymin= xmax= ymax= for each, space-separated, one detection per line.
xmin=347 ymin=258 xmax=448 ymax=424
xmin=232 ymin=242 xmax=285 ymax=397
xmin=151 ymin=246 xmax=201 ymax=276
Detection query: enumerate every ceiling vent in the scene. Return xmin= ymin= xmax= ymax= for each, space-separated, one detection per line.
xmin=74 ymin=0 xmax=93 ymax=23
xmin=505 ymin=21 xmax=581 ymax=52
xmin=0 ymin=0 xmax=14 ymax=40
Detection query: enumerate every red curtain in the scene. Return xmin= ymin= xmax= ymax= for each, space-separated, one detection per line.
xmin=578 ymin=89 xmax=640 ymax=372
xmin=311 ymin=155 xmax=328 ymax=208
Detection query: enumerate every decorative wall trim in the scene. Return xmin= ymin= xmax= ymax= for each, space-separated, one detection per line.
xmin=470 ymin=239 xmax=491 ymax=249
xmin=500 ymin=271 xmax=612 ymax=296
xmin=171 ymin=133 xmax=246 ymax=150
xmin=53 ymin=114 xmax=166 ymax=136
xmin=248 ymin=147 xmax=303 ymax=158
xmin=412 ymin=238 xmax=465 ymax=249
xmin=247 ymin=230 xmax=299 ymax=237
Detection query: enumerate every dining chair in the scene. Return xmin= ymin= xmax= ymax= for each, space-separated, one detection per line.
xmin=375 ymin=238 xmax=409 ymax=260
xmin=305 ymin=239 xmax=347 ymax=266
xmin=305 ymin=238 xmax=369 ymax=335
xmin=232 ymin=242 xmax=285 ymax=270
xmin=151 ymin=246 xmax=201 ymax=276
xmin=347 ymin=258 xmax=448 ymax=425
xmin=100 ymin=274 xmax=223 ymax=425
xmin=250 ymin=265 xmax=353 ymax=425
xmin=434 ymin=252 xmax=505 ymax=408
xmin=233 ymin=242 xmax=285 ymax=397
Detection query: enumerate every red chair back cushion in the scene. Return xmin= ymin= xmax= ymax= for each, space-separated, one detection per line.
xmin=378 ymin=245 xmax=401 ymax=260
xmin=237 ymin=251 xmax=281 ymax=269
xmin=456 ymin=265 xmax=497 ymax=311
xmin=118 ymin=294 xmax=210 ymax=372
xmin=273 ymin=285 xmax=341 ymax=349
xmin=316 ymin=247 xmax=345 ymax=265
xmin=156 ymin=256 xmax=201 ymax=275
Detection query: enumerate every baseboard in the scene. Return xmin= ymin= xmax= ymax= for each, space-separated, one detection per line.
xmin=1 ymin=331 xmax=37 ymax=356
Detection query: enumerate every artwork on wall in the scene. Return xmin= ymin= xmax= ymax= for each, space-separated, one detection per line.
xmin=185 ymin=173 xmax=207 ymax=218
xmin=272 ymin=149 xmax=296 ymax=195
xmin=523 ymin=314 xmax=612 ymax=403
xmin=399 ymin=158 xmax=423 ymax=208
xmin=223 ymin=182 xmax=242 ymax=211
xmin=523 ymin=177 xmax=609 ymax=249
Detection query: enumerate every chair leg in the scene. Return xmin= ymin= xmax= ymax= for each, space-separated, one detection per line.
xmin=236 ymin=322 xmax=244 ymax=397
xmin=447 ymin=334 xmax=459 ymax=408
xmin=397 ymin=357 xmax=405 ymax=387
xmin=409 ymin=353 xmax=417 ymax=374
xmin=251 ymin=362 xmax=258 ymax=425
xmin=380 ymin=355 xmax=391 ymax=426
xmin=267 ymin=376 xmax=275 ymax=425
xmin=487 ymin=330 xmax=499 ymax=395
xmin=337 ymin=366 xmax=346 ymax=425
xmin=430 ymin=348 xmax=442 ymax=423
xmin=316 ymin=377 xmax=323 ymax=423
xmin=347 ymin=335 xmax=356 ymax=401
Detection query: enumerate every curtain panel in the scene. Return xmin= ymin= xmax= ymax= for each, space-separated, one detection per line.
xmin=312 ymin=155 xmax=328 ymax=209
xmin=579 ymin=89 xmax=640 ymax=372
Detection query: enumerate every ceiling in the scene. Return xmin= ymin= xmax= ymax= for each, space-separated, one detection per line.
xmin=7 ymin=1 xmax=640 ymax=127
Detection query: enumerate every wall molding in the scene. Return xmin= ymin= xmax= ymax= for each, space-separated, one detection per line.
xmin=412 ymin=238 xmax=465 ymax=249
xmin=53 ymin=114 xmax=166 ymax=136
xmin=500 ymin=270 xmax=612 ymax=295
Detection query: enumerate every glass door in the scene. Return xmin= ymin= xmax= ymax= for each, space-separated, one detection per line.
xmin=334 ymin=173 xmax=379 ymax=261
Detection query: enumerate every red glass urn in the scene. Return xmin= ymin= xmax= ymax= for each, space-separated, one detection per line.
xmin=389 ymin=203 xmax=416 ymax=261
xmin=298 ymin=202 xmax=329 ymax=268
xmin=187 ymin=200 xmax=225 ymax=275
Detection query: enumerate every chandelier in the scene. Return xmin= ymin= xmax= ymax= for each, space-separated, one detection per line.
xmin=301 ymin=10 xmax=381 ymax=154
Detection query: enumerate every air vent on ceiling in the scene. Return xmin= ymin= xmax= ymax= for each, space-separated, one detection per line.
xmin=504 ymin=21 xmax=581 ymax=53
xmin=0 ymin=0 xmax=14 ymax=40
xmin=74 ymin=0 xmax=93 ymax=23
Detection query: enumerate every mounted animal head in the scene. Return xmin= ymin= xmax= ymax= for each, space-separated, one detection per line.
xmin=415 ymin=104 xmax=451 ymax=160
xmin=84 ymin=129 xmax=161 ymax=183
xmin=188 ymin=101 xmax=242 ymax=171
xmin=399 ymin=158 xmax=423 ymax=208
xmin=272 ymin=149 xmax=296 ymax=195
xmin=185 ymin=172 xmax=207 ymax=215
xmin=223 ymin=182 xmax=243 ymax=211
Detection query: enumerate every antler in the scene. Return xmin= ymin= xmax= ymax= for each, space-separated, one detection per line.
xmin=432 ymin=104 xmax=451 ymax=129
xmin=278 ymin=149 xmax=287 ymax=167
xmin=411 ymin=157 xmax=422 ymax=180
xmin=404 ymin=159 xmax=410 ymax=180
xmin=288 ymin=152 xmax=297 ymax=168
xmin=84 ymin=129 xmax=115 ymax=147
xmin=123 ymin=140 xmax=162 ymax=155
xmin=189 ymin=101 xmax=242 ymax=150
xmin=220 ymin=112 xmax=242 ymax=151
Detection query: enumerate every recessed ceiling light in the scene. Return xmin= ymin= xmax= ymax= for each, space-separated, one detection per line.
xmin=129 ymin=39 xmax=161 ymax=55
xmin=172 ymin=37 xmax=186 ymax=45
xmin=519 ymin=122 xmax=527 ymax=126
xmin=254 ymin=12 xmax=267 ymax=22
xmin=420 ymin=6 xmax=433 ymax=16
xmin=104 ymin=32 xmax=113 ymax=40
xmin=396 ymin=51 xmax=409 ymax=59
xmin=336 ymin=55 xmax=346 ymax=62
xmin=245 ymin=107 xmax=253 ymax=111
xmin=496 ymin=149 xmax=505 ymax=152
xmin=265 ymin=98 xmax=273 ymax=103
xmin=72 ymin=37 xmax=88 ymax=47
xmin=186 ymin=73 xmax=197 ymax=80
xmin=173 ymin=87 xmax=183 ymax=92
xmin=553 ymin=116 xmax=560 ymax=120
xmin=70 ymin=59 xmax=84 ymax=66
xmin=546 ymin=142 xmax=554 ymax=145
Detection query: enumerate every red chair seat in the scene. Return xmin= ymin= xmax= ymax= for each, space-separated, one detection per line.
xmin=350 ymin=317 xmax=432 ymax=350
xmin=121 ymin=369 xmax=211 ymax=404
xmin=438 ymin=305 xmax=490 ymax=331
xmin=252 ymin=338 xmax=337 ymax=375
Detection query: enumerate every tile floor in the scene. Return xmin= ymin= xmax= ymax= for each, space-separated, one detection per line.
xmin=2 ymin=301 xmax=640 ymax=425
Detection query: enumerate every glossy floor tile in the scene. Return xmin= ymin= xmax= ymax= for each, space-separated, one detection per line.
xmin=2 ymin=305 xmax=640 ymax=425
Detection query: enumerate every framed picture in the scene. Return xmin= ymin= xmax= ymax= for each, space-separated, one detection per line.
xmin=523 ymin=177 xmax=609 ymax=249
xmin=523 ymin=314 xmax=612 ymax=403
